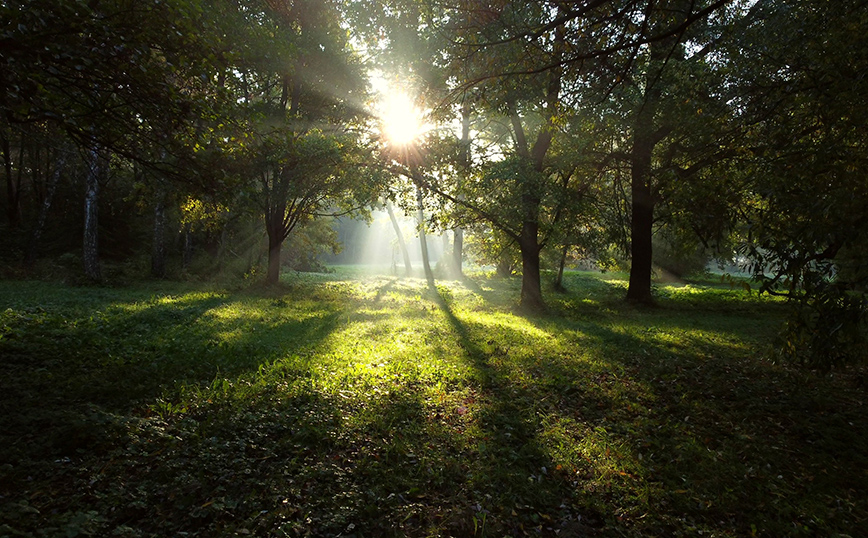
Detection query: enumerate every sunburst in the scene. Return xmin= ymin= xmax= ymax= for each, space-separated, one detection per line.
xmin=380 ymin=91 xmax=427 ymax=147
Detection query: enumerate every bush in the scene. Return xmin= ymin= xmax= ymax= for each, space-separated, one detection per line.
xmin=652 ymin=235 xmax=709 ymax=279
xmin=774 ymin=284 xmax=868 ymax=371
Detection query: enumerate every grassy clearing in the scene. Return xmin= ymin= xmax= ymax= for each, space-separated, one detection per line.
xmin=0 ymin=271 xmax=865 ymax=537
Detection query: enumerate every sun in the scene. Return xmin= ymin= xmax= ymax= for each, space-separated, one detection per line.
xmin=380 ymin=91 xmax=426 ymax=146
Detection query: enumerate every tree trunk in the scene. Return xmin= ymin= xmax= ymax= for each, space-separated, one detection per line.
xmin=416 ymin=182 xmax=434 ymax=285
xmin=452 ymin=227 xmax=463 ymax=276
xmin=453 ymin=99 xmax=472 ymax=277
xmin=25 ymin=148 xmax=65 ymax=267
xmin=386 ymin=202 xmax=412 ymax=276
xmin=182 ymin=223 xmax=193 ymax=269
xmin=555 ymin=244 xmax=568 ymax=291
xmin=82 ymin=147 xmax=102 ymax=282
xmin=625 ymin=37 xmax=669 ymax=305
xmin=513 ymin=16 xmax=563 ymax=312
xmin=519 ymin=218 xmax=545 ymax=311
xmin=626 ymin=72 xmax=657 ymax=305
xmin=2 ymin=131 xmax=22 ymax=229
xmin=151 ymin=187 xmax=167 ymax=278
xmin=265 ymin=217 xmax=283 ymax=285
xmin=626 ymin=140 xmax=655 ymax=304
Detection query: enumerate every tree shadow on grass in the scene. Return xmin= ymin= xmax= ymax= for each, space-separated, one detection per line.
xmin=0 ymin=283 xmax=361 ymax=536
xmin=372 ymin=282 xmax=612 ymax=535
xmin=516 ymin=297 xmax=868 ymax=536
xmin=5 ymin=277 xmax=862 ymax=537
xmin=0 ymin=286 xmax=346 ymax=465
xmin=357 ymin=274 xmax=866 ymax=535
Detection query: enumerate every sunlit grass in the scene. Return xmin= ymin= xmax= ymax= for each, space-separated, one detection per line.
xmin=0 ymin=271 xmax=864 ymax=537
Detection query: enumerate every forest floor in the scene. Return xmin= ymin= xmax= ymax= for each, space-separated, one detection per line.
xmin=1 ymin=269 xmax=866 ymax=537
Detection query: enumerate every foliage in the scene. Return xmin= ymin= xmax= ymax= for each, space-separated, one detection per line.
xmin=651 ymin=231 xmax=710 ymax=280
xmin=0 ymin=0 xmax=234 ymax=158
xmin=220 ymin=0 xmax=382 ymax=284
xmin=772 ymin=283 xmax=868 ymax=372
xmin=726 ymin=0 xmax=868 ymax=369
xmin=180 ymin=198 xmax=232 ymax=234
xmin=464 ymin=225 xmax=520 ymax=277
xmin=283 ymin=218 xmax=342 ymax=273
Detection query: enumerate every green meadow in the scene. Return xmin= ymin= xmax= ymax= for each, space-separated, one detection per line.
xmin=1 ymin=270 xmax=865 ymax=537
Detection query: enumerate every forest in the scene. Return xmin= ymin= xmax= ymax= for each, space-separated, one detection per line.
xmin=1 ymin=0 xmax=867 ymax=536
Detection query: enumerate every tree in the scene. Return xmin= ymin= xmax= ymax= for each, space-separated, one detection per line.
xmin=81 ymin=147 xmax=105 ymax=281
xmin=386 ymin=201 xmax=413 ymax=275
xmin=724 ymin=0 xmax=868 ymax=369
xmin=1 ymin=0 xmax=244 ymax=277
xmin=401 ymin=1 xmax=572 ymax=311
xmin=198 ymin=2 xmax=382 ymax=282
xmin=593 ymin=0 xmax=740 ymax=303
xmin=367 ymin=0 xmax=731 ymax=309
xmin=427 ymin=0 xmax=734 ymax=307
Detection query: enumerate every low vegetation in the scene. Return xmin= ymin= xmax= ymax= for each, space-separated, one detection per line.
xmin=1 ymin=270 xmax=865 ymax=537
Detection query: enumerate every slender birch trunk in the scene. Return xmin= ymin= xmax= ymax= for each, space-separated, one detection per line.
xmin=82 ymin=147 xmax=102 ymax=282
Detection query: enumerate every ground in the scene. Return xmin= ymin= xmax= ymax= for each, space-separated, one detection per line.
xmin=0 ymin=270 xmax=865 ymax=537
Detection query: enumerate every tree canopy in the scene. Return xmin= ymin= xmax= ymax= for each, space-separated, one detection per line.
xmin=2 ymin=0 xmax=867 ymax=366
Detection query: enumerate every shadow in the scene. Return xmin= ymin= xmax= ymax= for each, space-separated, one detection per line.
xmin=0 ymin=286 xmax=346 ymax=463
xmin=372 ymin=277 xmax=398 ymax=303
xmin=514 ymin=281 xmax=868 ymax=536
xmin=3 ymin=277 xmax=864 ymax=537
xmin=414 ymin=281 xmax=609 ymax=533
xmin=0 ymin=281 xmax=360 ymax=536
xmin=457 ymin=273 xmax=522 ymax=311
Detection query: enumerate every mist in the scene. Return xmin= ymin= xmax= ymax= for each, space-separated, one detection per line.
xmin=325 ymin=210 xmax=450 ymax=274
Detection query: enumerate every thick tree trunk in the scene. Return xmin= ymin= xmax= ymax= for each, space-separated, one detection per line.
xmin=519 ymin=245 xmax=544 ymax=311
xmin=416 ymin=182 xmax=434 ymax=285
xmin=627 ymin=78 xmax=657 ymax=304
xmin=151 ymin=189 xmax=167 ymax=278
xmin=82 ymin=147 xmax=102 ymax=282
xmin=264 ymin=171 xmax=288 ymax=285
xmin=626 ymin=145 xmax=655 ymax=304
xmin=512 ymin=17 xmax=562 ymax=312
xmin=25 ymin=148 xmax=65 ymax=267
xmin=266 ymin=236 xmax=282 ymax=284
xmin=626 ymin=38 xmax=669 ymax=305
xmin=386 ymin=202 xmax=412 ymax=276
xmin=624 ymin=1 xmax=692 ymax=304
xmin=519 ymin=220 xmax=545 ymax=311
xmin=265 ymin=220 xmax=283 ymax=285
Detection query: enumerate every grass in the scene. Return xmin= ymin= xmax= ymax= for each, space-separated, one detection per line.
xmin=0 ymin=270 xmax=866 ymax=537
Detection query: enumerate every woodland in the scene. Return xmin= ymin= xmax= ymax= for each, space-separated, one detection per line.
xmin=1 ymin=0 xmax=868 ymax=536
